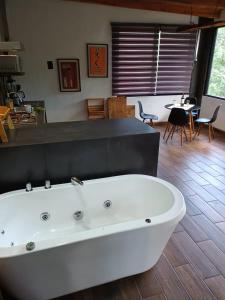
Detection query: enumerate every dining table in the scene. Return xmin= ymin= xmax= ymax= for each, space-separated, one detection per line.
xmin=165 ymin=103 xmax=201 ymax=141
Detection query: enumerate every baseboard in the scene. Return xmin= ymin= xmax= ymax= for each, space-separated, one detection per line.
xmin=153 ymin=121 xmax=167 ymax=126
xmin=201 ymin=124 xmax=225 ymax=135
xmin=214 ymin=127 xmax=225 ymax=134
xmin=154 ymin=122 xmax=225 ymax=135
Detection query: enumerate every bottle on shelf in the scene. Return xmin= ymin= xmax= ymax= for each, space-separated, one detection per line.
xmin=180 ymin=93 xmax=185 ymax=106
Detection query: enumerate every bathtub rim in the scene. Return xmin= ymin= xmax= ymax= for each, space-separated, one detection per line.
xmin=0 ymin=174 xmax=186 ymax=258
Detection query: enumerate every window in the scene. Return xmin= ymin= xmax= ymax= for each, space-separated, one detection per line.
xmin=111 ymin=23 xmax=197 ymax=96
xmin=206 ymin=27 xmax=225 ymax=99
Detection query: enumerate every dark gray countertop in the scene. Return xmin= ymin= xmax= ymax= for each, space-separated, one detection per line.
xmin=0 ymin=118 xmax=158 ymax=148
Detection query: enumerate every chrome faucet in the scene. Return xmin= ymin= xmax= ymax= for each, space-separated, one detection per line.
xmin=26 ymin=182 xmax=32 ymax=192
xmin=71 ymin=177 xmax=84 ymax=186
xmin=45 ymin=180 xmax=51 ymax=189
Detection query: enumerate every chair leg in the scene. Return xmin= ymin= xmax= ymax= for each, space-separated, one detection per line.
xmin=171 ymin=126 xmax=176 ymax=140
xmin=190 ymin=114 xmax=194 ymax=132
xmin=166 ymin=125 xmax=174 ymax=143
xmin=193 ymin=126 xmax=198 ymax=139
xmin=198 ymin=124 xmax=201 ymax=136
xmin=163 ymin=122 xmax=170 ymax=139
xmin=7 ymin=114 xmax=14 ymax=130
xmin=0 ymin=122 xmax=8 ymax=143
xmin=194 ymin=123 xmax=200 ymax=139
xmin=180 ymin=126 xmax=183 ymax=146
xmin=188 ymin=112 xmax=193 ymax=141
xmin=208 ymin=123 xmax=211 ymax=142
xmin=211 ymin=124 xmax=215 ymax=139
xmin=183 ymin=126 xmax=188 ymax=142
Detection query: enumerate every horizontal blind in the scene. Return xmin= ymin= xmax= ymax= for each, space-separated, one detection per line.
xmin=112 ymin=23 xmax=159 ymax=96
xmin=112 ymin=23 xmax=197 ymax=96
xmin=157 ymin=26 xmax=197 ymax=95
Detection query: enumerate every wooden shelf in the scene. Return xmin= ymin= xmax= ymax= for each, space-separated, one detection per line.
xmin=0 ymin=72 xmax=25 ymax=76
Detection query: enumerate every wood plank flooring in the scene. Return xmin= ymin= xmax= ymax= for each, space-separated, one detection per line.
xmin=5 ymin=125 xmax=225 ymax=300
xmin=53 ymin=126 xmax=225 ymax=300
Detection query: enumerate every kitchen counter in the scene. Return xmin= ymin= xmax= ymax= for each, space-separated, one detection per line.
xmin=0 ymin=118 xmax=156 ymax=148
xmin=0 ymin=118 xmax=160 ymax=193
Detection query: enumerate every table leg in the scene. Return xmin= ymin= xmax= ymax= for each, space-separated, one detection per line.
xmin=191 ymin=114 xmax=195 ymax=131
xmin=189 ymin=112 xmax=192 ymax=141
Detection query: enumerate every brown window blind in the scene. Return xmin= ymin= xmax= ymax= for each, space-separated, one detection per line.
xmin=112 ymin=23 xmax=197 ymax=96
xmin=112 ymin=23 xmax=159 ymax=96
xmin=157 ymin=26 xmax=197 ymax=95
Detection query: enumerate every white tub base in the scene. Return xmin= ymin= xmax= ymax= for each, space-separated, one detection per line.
xmin=0 ymin=175 xmax=185 ymax=300
xmin=1 ymin=223 xmax=176 ymax=300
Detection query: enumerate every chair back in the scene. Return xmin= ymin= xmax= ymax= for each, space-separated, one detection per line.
xmin=184 ymin=96 xmax=197 ymax=105
xmin=210 ymin=105 xmax=221 ymax=123
xmin=108 ymin=96 xmax=127 ymax=119
xmin=168 ymin=108 xmax=188 ymax=126
xmin=138 ymin=101 xmax=144 ymax=118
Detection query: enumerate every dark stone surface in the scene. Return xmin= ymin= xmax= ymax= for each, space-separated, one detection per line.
xmin=0 ymin=118 xmax=160 ymax=194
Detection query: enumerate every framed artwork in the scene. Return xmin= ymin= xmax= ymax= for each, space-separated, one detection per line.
xmin=87 ymin=44 xmax=108 ymax=78
xmin=57 ymin=59 xmax=81 ymax=92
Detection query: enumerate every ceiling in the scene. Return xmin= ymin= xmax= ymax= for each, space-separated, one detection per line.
xmin=67 ymin=0 xmax=225 ymax=18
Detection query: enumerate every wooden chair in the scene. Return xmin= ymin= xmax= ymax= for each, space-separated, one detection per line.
xmin=107 ymin=96 xmax=135 ymax=119
xmin=86 ymin=98 xmax=106 ymax=120
xmin=0 ymin=106 xmax=14 ymax=143
xmin=108 ymin=96 xmax=127 ymax=119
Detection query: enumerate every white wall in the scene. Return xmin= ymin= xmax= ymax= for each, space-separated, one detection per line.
xmin=6 ymin=0 xmax=197 ymax=122
xmin=201 ymin=96 xmax=224 ymax=131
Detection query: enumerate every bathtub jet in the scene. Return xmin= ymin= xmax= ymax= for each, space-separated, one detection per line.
xmin=0 ymin=174 xmax=185 ymax=300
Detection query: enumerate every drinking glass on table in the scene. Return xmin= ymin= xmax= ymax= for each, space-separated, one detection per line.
xmin=186 ymin=99 xmax=190 ymax=106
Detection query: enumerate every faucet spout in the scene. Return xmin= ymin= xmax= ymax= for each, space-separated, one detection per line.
xmin=71 ymin=177 xmax=84 ymax=186
xmin=26 ymin=182 xmax=32 ymax=192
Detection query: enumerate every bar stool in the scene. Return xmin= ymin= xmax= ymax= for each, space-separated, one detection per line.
xmin=0 ymin=106 xmax=14 ymax=143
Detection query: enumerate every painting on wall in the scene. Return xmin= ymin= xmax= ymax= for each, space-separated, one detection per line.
xmin=57 ymin=59 xmax=81 ymax=92
xmin=87 ymin=44 xmax=108 ymax=78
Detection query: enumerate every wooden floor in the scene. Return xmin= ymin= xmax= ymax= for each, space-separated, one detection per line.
xmin=53 ymin=126 xmax=225 ymax=300
xmin=5 ymin=125 xmax=225 ymax=300
xmin=55 ymin=125 xmax=225 ymax=300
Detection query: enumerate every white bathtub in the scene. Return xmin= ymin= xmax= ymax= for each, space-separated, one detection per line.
xmin=0 ymin=174 xmax=185 ymax=300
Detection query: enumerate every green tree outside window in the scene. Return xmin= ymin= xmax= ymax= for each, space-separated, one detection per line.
xmin=208 ymin=27 xmax=225 ymax=98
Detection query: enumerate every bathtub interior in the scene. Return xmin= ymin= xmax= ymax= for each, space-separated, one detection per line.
xmin=0 ymin=175 xmax=176 ymax=248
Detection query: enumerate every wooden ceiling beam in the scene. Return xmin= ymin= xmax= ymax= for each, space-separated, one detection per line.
xmin=167 ymin=0 xmax=225 ymax=9
xmin=67 ymin=0 xmax=222 ymax=18
xmin=177 ymin=20 xmax=225 ymax=32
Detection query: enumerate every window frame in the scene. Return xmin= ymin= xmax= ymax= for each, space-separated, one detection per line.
xmin=204 ymin=27 xmax=225 ymax=100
